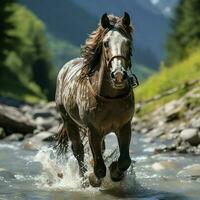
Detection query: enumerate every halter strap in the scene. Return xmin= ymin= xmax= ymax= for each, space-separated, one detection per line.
xmin=107 ymin=55 xmax=127 ymax=67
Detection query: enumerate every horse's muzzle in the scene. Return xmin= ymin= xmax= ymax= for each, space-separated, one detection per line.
xmin=111 ymin=71 xmax=127 ymax=88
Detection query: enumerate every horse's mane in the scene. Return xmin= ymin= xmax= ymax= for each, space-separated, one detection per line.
xmin=80 ymin=14 xmax=134 ymax=79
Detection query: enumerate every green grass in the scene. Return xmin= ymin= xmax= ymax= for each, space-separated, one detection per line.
xmin=135 ymin=49 xmax=200 ymax=115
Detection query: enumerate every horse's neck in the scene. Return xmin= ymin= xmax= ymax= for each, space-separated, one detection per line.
xmin=90 ymin=59 xmax=129 ymax=98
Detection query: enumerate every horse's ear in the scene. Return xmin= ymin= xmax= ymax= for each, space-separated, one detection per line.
xmin=122 ymin=12 xmax=130 ymax=26
xmin=101 ymin=13 xmax=110 ymax=29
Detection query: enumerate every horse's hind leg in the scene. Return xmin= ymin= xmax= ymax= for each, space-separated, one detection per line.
xmin=64 ymin=115 xmax=86 ymax=177
xmin=109 ymin=122 xmax=132 ymax=182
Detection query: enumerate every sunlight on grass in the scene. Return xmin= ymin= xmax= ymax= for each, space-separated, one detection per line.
xmin=135 ymin=49 xmax=200 ymax=115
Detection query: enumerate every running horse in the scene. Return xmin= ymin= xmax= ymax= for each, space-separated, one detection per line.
xmin=55 ymin=12 xmax=138 ymax=187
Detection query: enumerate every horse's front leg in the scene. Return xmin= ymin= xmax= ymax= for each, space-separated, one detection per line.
xmin=109 ymin=122 xmax=132 ymax=182
xmin=88 ymin=126 xmax=106 ymax=187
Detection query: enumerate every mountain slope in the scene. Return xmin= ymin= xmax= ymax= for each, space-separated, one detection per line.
xmin=73 ymin=0 xmax=169 ymax=69
xmin=19 ymin=0 xmax=97 ymax=46
xmin=19 ymin=0 xmax=169 ymax=69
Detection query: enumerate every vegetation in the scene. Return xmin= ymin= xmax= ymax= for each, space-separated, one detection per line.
xmin=47 ymin=34 xmax=80 ymax=69
xmin=135 ymin=49 xmax=200 ymax=115
xmin=135 ymin=0 xmax=200 ymax=115
xmin=166 ymin=0 xmax=200 ymax=65
xmin=0 ymin=2 xmax=56 ymax=102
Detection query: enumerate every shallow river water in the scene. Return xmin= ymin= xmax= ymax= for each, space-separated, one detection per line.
xmin=0 ymin=133 xmax=200 ymax=200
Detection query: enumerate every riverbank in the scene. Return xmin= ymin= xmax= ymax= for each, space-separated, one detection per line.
xmin=133 ymin=85 xmax=200 ymax=155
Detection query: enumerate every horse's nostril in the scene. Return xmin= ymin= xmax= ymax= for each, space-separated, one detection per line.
xmin=123 ymin=71 xmax=127 ymax=80
xmin=111 ymin=72 xmax=115 ymax=79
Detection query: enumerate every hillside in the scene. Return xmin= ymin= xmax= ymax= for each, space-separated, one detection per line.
xmin=135 ymin=49 xmax=200 ymax=115
xmin=19 ymin=0 xmax=171 ymax=70
xmin=73 ymin=0 xmax=170 ymax=69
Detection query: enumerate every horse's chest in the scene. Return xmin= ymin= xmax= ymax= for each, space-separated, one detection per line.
xmin=87 ymin=98 xmax=134 ymax=132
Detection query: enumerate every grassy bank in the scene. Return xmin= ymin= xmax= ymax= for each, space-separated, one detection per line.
xmin=135 ymin=49 xmax=200 ymax=115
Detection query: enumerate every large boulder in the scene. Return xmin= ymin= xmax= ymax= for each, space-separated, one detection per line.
xmin=180 ymin=128 xmax=200 ymax=146
xmin=0 ymin=104 xmax=36 ymax=134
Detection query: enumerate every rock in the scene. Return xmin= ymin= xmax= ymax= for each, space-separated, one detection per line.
xmin=48 ymin=125 xmax=59 ymax=134
xmin=4 ymin=133 xmax=24 ymax=141
xmin=33 ymin=131 xmax=55 ymax=142
xmin=190 ymin=118 xmax=200 ymax=129
xmin=165 ymin=109 xmax=181 ymax=122
xmin=23 ymin=131 xmax=55 ymax=150
xmin=177 ymin=164 xmax=200 ymax=180
xmin=0 ymin=168 xmax=15 ymax=179
xmin=0 ymin=103 xmax=36 ymax=134
xmin=20 ymin=105 xmax=32 ymax=113
xmin=23 ymin=139 xmax=40 ymax=150
xmin=180 ymin=128 xmax=200 ymax=146
xmin=44 ymin=101 xmax=57 ymax=110
xmin=32 ymin=110 xmax=55 ymax=119
xmin=146 ymin=128 xmax=165 ymax=139
xmin=35 ymin=117 xmax=58 ymax=130
xmin=0 ymin=127 xmax=6 ymax=139
xmin=152 ymin=160 xmax=178 ymax=171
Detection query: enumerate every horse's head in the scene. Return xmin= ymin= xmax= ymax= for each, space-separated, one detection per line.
xmin=101 ymin=12 xmax=132 ymax=89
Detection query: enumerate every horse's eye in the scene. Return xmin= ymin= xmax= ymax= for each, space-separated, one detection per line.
xmin=104 ymin=41 xmax=109 ymax=48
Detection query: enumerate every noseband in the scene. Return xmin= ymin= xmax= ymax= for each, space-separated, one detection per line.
xmin=107 ymin=55 xmax=127 ymax=67
xmin=107 ymin=55 xmax=139 ymax=88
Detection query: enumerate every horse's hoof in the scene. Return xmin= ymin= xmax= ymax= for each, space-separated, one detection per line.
xmin=109 ymin=161 xmax=124 ymax=182
xmin=88 ymin=173 xmax=102 ymax=187
xmin=81 ymin=176 xmax=90 ymax=188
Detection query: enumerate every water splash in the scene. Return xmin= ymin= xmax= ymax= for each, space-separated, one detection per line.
xmin=32 ymin=145 xmax=136 ymax=192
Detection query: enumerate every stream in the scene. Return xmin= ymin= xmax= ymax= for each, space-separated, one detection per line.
xmin=0 ymin=132 xmax=200 ymax=200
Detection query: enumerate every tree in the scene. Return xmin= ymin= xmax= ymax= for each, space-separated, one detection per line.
xmin=166 ymin=0 xmax=200 ymax=65
xmin=0 ymin=3 xmax=56 ymax=101
xmin=0 ymin=0 xmax=16 ymax=64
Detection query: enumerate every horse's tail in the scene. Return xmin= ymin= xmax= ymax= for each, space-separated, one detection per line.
xmin=54 ymin=123 xmax=69 ymax=156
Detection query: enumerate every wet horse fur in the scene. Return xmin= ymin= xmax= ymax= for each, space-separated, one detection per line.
xmin=55 ymin=13 xmax=135 ymax=187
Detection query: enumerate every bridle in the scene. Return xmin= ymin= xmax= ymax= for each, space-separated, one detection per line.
xmin=107 ymin=55 xmax=127 ymax=67
xmin=107 ymin=54 xmax=139 ymax=88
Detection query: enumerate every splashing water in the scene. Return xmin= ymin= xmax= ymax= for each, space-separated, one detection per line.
xmin=32 ymin=142 xmax=136 ymax=192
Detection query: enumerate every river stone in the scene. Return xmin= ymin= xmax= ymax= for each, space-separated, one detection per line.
xmin=32 ymin=110 xmax=55 ymax=119
xmin=146 ymin=128 xmax=165 ymax=139
xmin=0 ymin=127 xmax=6 ymax=139
xmin=177 ymin=164 xmax=200 ymax=180
xmin=152 ymin=160 xmax=178 ymax=171
xmin=190 ymin=118 xmax=200 ymax=129
xmin=180 ymin=128 xmax=200 ymax=146
xmin=23 ymin=131 xmax=54 ymax=150
xmin=23 ymin=139 xmax=40 ymax=150
xmin=4 ymin=133 xmax=24 ymax=141
xmin=35 ymin=117 xmax=56 ymax=130
xmin=0 ymin=168 xmax=15 ymax=179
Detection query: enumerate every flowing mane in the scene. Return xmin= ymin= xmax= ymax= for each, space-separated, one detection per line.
xmin=80 ymin=14 xmax=134 ymax=78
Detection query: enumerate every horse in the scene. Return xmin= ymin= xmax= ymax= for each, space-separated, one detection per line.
xmin=55 ymin=12 xmax=138 ymax=187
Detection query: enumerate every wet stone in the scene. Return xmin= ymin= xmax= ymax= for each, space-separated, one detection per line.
xmin=4 ymin=133 xmax=24 ymax=141
xmin=152 ymin=160 xmax=178 ymax=171
xmin=180 ymin=128 xmax=200 ymax=146
xmin=177 ymin=164 xmax=200 ymax=180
